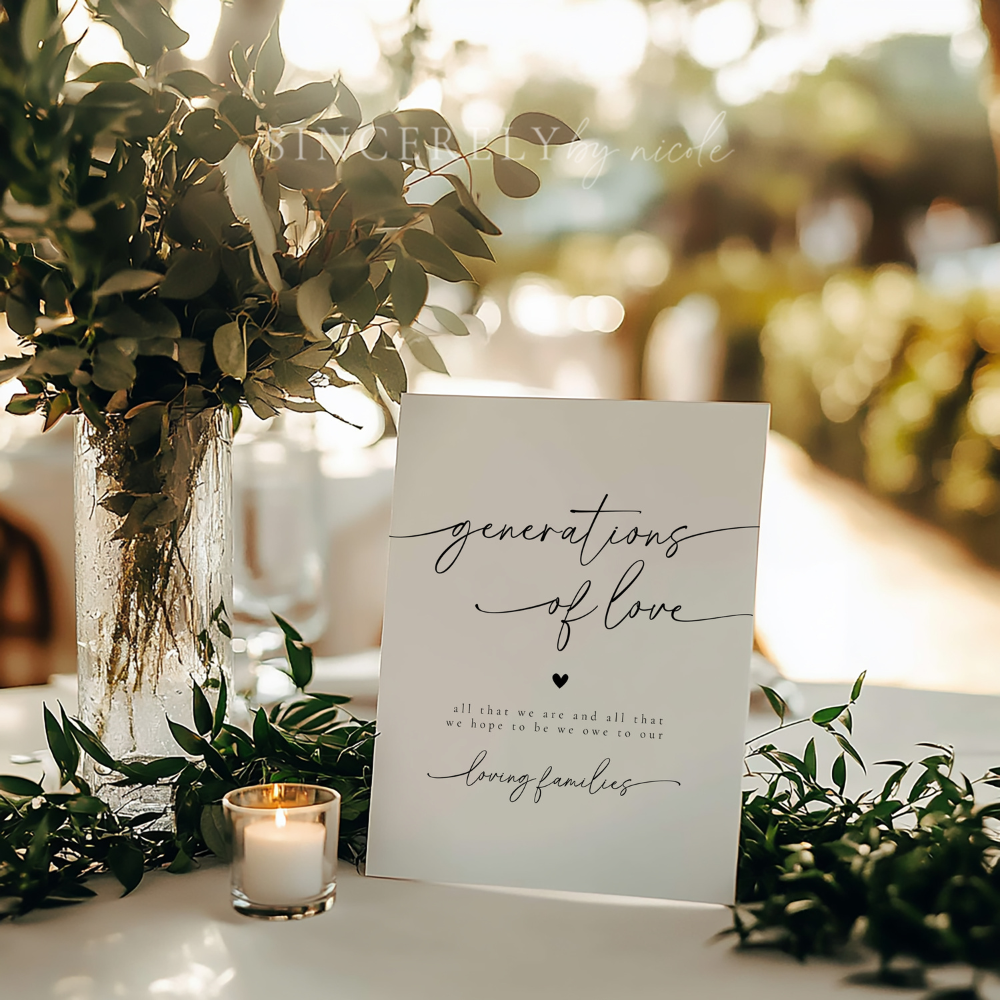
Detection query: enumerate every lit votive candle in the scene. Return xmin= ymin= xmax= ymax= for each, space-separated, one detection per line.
xmin=243 ymin=807 xmax=325 ymax=903
xmin=223 ymin=784 xmax=341 ymax=920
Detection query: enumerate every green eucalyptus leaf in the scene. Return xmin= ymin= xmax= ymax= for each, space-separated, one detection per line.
xmin=121 ymin=757 xmax=187 ymax=781
xmin=0 ymin=774 xmax=45 ymax=797
xmin=851 ymin=671 xmax=867 ymax=703
xmin=167 ymin=847 xmax=193 ymax=874
xmin=803 ymin=738 xmax=816 ymax=780
xmin=164 ymin=69 xmax=219 ymax=98
xmin=95 ymin=269 xmax=162 ymax=298
xmin=43 ymin=706 xmax=75 ymax=783
xmin=402 ymin=229 xmax=473 ymax=282
xmin=811 ymin=704 xmax=848 ymax=726
xmin=272 ymin=360 xmax=315 ymax=397
xmin=428 ymin=305 xmax=470 ymax=336
xmin=253 ymin=18 xmax=284 ymax=100
xmin=333 ymin=79 xmax=361 ymax=123
xmin=38 ymin=37 xmax=80 ymax=106
xmin=507 ymin=111 xmax=579 ymax=146
xmin=158 ymin=250 xmax=220 ymax=300
xmin=760 ymin=686 xmax=786 ymax=722
xmin=336 ymin=333 xmax=377 ymax=396
xmin=309 ymin=115 xmax=360 ymax=136
xmin=835 ymin=734 xmax=866 ymax=773
xmin=490 ymin=151 xmax=540 ymax=198
xmin=339 ymin=281 xmax=377 ymax=329
xmin=391 ymin=256 xmax=427 ymax=327
xmin=274 ymin=613 xmax=312 ymax=689
xmin=275 ymin=133 xmax=337 ymax=190
xmin=67 ymin=719 xmax=116 ymax=770
xmin=0 ymin=355 xmax=33 ymax=385
xmin=441 ymin=177 xmax=501 ymax=236
xmin=218 ymin=93 xmax=258 ymax=136
xmin=5 ymin=293 xmax=38 ymax=337
xmin=243 ymin=379 xmax=280 ymax=420
xmin=167 ymin=719 xmax=205 ymax=757
xmin=92 ymin=340 xmax=137 ymax=391
xmin=264 ymin=81 xmax=334 ymax=125
xmin=339 ymin=151 xmax=405 ymax=218
xmin=229 ymin=43 xmax=250 ymax=88
xmin=252 ymin=707 xmax=272 ymax=753
xmin=30 ymin=346 xmax=86 ymax=376
xmin=220 ymin=143 xmax=282 ymax=292
xmin=72 ymin=61 xmax=138 ymax=84
xmin=177 ymin=339 xmax=205 ymax=374
xmin=325 ymin=249 xmax=370 ymax=301
xmin=58 ymin=706 xmax=81 ymax=782
xmin=73 ymin=79 xmax=156 ymax=137
xmin=282 ymin=398 xmax=326 ymax=413
xmin=831 ymin=753 xmax=846 ymax=793
xmin=429 ymin=204 xmax=495 ymax=261
xmin=174 ymin=186 xmax=236 ymax=247
xmin=41 ymin=272 xmax=70 ymax=316
xmin=371 ymin=112 xmax=408 ymax=161
xmin=297 ymin=272 xmax=332 ymax=337
xmin=5 ymin=393 xmax=41 ymax=416
xmin=213 ymin=321 xmax=246 ymax=381
xmin=212 ymin=674 xmax=228 ymax=738
xmin=401 ymin=326 xmax=448 ymax=374
xmin=200 ymin=804 xmax=231 ymax=861
xmin=107 ymin=839 xmax=144 ymax=895
xmin=396 ymin=108 xmax=461 ymax=152
xmin=100 ymin=303 xmax=181 ymax=340
xmin=192 ymin=683 xmax=213 ymax=737
xmin=95 ymin=0 xmax=189 ymax=66
xmin=371 ymin=331 xmax=407 ymax=403
xmin=125 ymin=402 xmax=165 ymax=446
xmin=20 ymin=0 xmax=57 ymax=63
xmin=180 ymin=108 xmax=239 ymax=164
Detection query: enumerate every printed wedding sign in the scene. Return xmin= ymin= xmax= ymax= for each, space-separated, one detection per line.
xmin=366 ymin=395 xmax=769 ymax=903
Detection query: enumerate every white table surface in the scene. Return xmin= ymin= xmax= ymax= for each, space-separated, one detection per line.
xmin=3 ymin=673 xmax=1000 ymax=1000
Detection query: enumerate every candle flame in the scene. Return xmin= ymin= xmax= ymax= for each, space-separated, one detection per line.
xmin=275 ymin=807 xmax=286 ymax=829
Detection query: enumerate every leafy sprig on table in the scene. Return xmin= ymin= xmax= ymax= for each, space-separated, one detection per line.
xmin=0 ymin=622 xmax=374 ymax=918
xmin=4 ymin=659 xmax=1000 ymax=999
xmin=734 ymin=672 xmax=1000 ymax=990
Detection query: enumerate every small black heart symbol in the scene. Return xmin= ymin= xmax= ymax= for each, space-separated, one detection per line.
xmin=552 ymin=673 xmax=568 ymax=689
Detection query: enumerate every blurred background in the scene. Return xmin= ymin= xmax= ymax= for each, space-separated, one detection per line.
xmin=2 ymin=0 xmax=999 ymax=693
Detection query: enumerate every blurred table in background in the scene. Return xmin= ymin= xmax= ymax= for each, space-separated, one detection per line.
xmin=756 ymin=434 xmax=1000 ymax=694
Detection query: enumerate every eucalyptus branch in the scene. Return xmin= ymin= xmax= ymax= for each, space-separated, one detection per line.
xmin=402 ymin=137 xmax=503 ymax=192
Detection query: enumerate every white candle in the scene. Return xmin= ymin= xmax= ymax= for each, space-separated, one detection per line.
xmin=242 ymin=808 xmax=326 ymax=903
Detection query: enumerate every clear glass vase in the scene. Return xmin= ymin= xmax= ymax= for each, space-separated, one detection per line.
xmin=232 ymin=412 xmax=328 ymax=687
xmin=74 ymin=407 xmax=233 ymax=817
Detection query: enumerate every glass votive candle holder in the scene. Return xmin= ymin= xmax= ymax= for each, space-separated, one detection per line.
xmin=222 ymin=783 xmax=340 ymax=919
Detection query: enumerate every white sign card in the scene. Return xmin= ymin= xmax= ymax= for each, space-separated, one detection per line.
xmin=367 ymin=395 xmax=769 ymax=903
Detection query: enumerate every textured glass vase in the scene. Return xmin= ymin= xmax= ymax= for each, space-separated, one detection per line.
xmin=74 ymin=408 xmax=233 ymax=816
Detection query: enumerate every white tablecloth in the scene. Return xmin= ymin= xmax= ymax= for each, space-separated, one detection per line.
xmin=3 ymin=676 xmax=1000 ymax=999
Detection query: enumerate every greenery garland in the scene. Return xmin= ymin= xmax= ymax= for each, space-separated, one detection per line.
xmin=734 ymin=675 xmax=1000 ymax=995
xmin=3 ymin=656 xmax=1000 ymax=998
xmin=0 ymin=622 xmax=374 ymax=912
